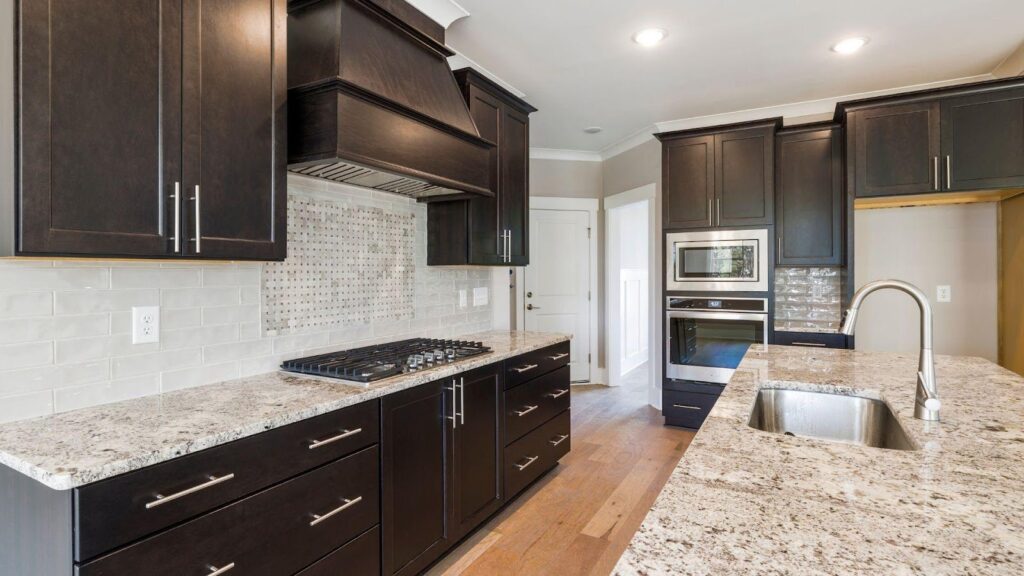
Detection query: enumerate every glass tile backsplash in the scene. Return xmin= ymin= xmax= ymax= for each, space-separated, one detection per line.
xmin=774 ymin=267 xmax=843 ymax=333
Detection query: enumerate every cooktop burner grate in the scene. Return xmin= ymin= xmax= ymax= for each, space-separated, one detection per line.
xmin=281 ymin=338 xmax=492 ymax=383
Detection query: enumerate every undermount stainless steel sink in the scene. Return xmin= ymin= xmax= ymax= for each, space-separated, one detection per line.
xmin=748 ymin=388 xmax=917 ymax=451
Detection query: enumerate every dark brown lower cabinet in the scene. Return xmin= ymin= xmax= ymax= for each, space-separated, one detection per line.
xmin=452 ymin=364 xmax=504 ymax=537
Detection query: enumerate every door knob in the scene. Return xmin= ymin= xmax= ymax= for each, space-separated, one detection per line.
xmin=527 ymin=304 xmax=541 ymax=311
xmin=526 ymin=292 xmax=533 ymax=298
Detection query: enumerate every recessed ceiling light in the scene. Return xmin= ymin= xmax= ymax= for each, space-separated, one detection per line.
xmin=583 ymin=126 xmax=603 ymax=134
xmin=633 ymin=28 xmax=667 ymax=47
xmin=831 ymin=36 xmax=869 ymax=55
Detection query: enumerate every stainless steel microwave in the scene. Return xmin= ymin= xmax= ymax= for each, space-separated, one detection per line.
xmin=665 ymin=229 xmax=769 ymax=292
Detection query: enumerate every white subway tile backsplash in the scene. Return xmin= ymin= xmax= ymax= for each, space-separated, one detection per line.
xmin=203 ymin=339 xmax=273 ymax=363
xmin=0 ymin=267 xmax=108 ymax=291
xmin=110 ymin=267 xmax=202 ymax=289
xmin=203 ymin=304 xmax=260 ymax=326
xmin=0 ymin=291 xmax=53 ymax=318
xmin=160 ymin=308 xmax=204 ymax=331
xmin=161 ymin=362 xmax=239 ymax=393
xmin=161 ymin=324 xmax=240 ymax=350
xmin=56 ymin=361 xmax=111 ymax=388
xmin=0 ymin=366 xmax=60 ymax=395
xmin=0 ymin=317 xmax=55 ymax=344
xmin=55 ymin=289 xmax=159 ymax=314
xmin=0 ymin=341 xmax=54 ymax=370
xmin=54 ymin=375 xmax=160 ymax=413
xmin=112 ymin=349 xmax=203 ymax=380
xmin=52 ymin=314 xmax=110 ymax=340
xmin=161 ymin=287 xmax=241 ymax=309
xmin=0 ymin=390 xmax=54 ymax=424
xmin=203 ymin=266 xmax=261 ymax=287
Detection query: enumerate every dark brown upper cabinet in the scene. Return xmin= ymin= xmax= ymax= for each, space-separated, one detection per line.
xmin=427 ymin=69 xmax=536 ymax=266
xmin=658 ymin=120 xmax=778 ymax=230
xmin=941 ymin=87 xmax=1024 ymax=192
xmin=775 ymin=125 xmax=844 ymax=266
xmin=847 ymin=101 xmax=941 ymax=198
xmin=8 ymin=0 xmax=286 ymax=260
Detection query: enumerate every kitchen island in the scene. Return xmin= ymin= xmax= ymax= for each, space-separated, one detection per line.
xmin=615 ymin=345 xmax=1024 ymax=575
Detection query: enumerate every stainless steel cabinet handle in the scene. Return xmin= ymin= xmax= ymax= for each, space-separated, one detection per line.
xmin=309 ymin=496 xmax=363 ymax=527
xmin=549 ymin=434 xmax=569 ymax=447
xmin=514 ymin=405 xmax=538 ymax=417
xmin=672 ymin=404 xmax=702 ymax=411
xmin=933 ymin=157 xmax=939 ymax=191
xmin=171 ymin=182 xmax=181 ymax=253
xmin=546 ymin=389 xmax=569 ymax=399
xmin=506 ymin=229 xmax=512 ymax=263
xmin=145 ymin=473 xmax=235 ymax=509
xmin=207 ymin=563 xmax=235 ymax=576
xmin=308 ymin=428 xmax=362 ymax=450
xmin=946 ymin=155 xmax=952 ymax=189
xmin=707 ymin=198 xmax=713 ymax=226
xmin=446 ymin=385 xmax=458 ymax=429
xmin=548 ymin=353 xmax=569 ymax=361
xmin=791 ymin=341 xmax=827 ymax=348
xmin=777 ymin=236 xmax=782 ymax=262
xmin=515 ymin=456 xmax=539 ymax=471
xmin=459 ymin=377 xmax=465 ymax=425
xmin=716 ymin=198 xmax=721 ymax=225
xmin=190 ymin=185 xmax=202 ymax=253
xmin=513 ymin=364 xmax=538 ymax=373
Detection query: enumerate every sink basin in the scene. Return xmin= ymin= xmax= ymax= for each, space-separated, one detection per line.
xmin=748 ymin=388 xmax=917 ymax=451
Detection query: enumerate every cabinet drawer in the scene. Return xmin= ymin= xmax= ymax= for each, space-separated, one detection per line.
xmin=504 ymin=365 xmax=570 ymax=445
xmin=774 ymin=331 xmax=849 ymax=349
xmin=296 ymin=525 xmax=380 ymax=576
xmin=505 ymin=341 xmax=570 ymax=389
xmin=77 ymin=446 xmax=380 ymax=576
xmin=74 ymin=399 xmax=379 ymax=561
xmin=504 ymin=410 xmax=570 ymax=500
xmin=663 ymin=390 xmax=720 ymax=429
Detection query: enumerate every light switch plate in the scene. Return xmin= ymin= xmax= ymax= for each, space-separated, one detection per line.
xmin=936 ymin=285 xmax=952 ymax=303
xmin=459 ymin=289 xmax=468 ymax=309
xmin=132 ymin=306 xmax=160 ymax=344
xmin=473 ymin=287 xmax=488 ymax=307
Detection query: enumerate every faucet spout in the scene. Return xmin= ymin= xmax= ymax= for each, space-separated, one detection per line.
xmin=840 ymin=280 xmax=940 ymax=421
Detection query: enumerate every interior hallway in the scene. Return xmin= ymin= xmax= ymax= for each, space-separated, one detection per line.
xmin=428 ymin=365 xmax=694 ymax=576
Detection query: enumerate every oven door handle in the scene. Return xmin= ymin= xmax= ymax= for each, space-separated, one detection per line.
xmin=665 ymin=310 xmax=768 ymax=323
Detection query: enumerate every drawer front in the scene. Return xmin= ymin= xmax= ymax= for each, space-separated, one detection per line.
xmin=78 ymin=446 xmax=380 ymax=576
xmin=663 ymin=390 xmax=719 ymax=429
xmin=296 ymin=525 xmax=380 ymax=576
xmin=503 ymin=410 xmax=570 ymax=500
xmin=505 ymin=341 xmax=570 ymax=389
xmin=504 ymin=365 xmax=570 ymax=445
xmin=75 ymin=399 xmax=379 ymax=561
xmin=774 ymin=331 xmax=849 ymax=349
xmin=663 ymin=379 xmax=725 ymax=396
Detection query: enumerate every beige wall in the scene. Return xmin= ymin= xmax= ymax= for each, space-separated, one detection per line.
xmin=1000 ymin=194 xmax=1024 ymax=375
xmin=854 ymin=203 xmax=999 ymax=362
xmin=529 ymin=158 xmax=603 ymax=199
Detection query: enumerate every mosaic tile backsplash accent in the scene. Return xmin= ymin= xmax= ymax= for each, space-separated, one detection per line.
xmin=775 ymin=267 xmax=843 ymax=333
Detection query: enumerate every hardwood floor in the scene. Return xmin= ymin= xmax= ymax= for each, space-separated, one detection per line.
xmin=427 ymin=365 xmax=696 ymax=576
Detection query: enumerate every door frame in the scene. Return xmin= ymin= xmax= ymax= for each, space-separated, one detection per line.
xmin=517 ymin=196 xmax=600 ymax=384
xmin=604 ymin=184 xmax=657 ymax=392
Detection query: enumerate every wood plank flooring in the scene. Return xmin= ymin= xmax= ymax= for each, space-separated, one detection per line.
xmin=427 ymin=367 xmax=696 ymax=576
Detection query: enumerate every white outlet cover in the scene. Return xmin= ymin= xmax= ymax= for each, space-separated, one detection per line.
xmin=936 ymin=285 xmax=952 ymax=303
xmin=473 ymin=287 xmax=488 ymax=307
xmin=459 ymin=289 xmax=468 ymax=309
xmin=132 ymin=306 xmax=160 ymax=344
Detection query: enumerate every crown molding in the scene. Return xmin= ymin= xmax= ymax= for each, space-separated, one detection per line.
xmin=993 ymin=41 xmax=1024 ymax=78
xmin=530 ymin=148 xmax=603 ymax=162
xmin=447 ymin=50 xmax=527 ymax=99
xmin=598 ymin=126 xmax=657 ymax=161
xmin=404 ymin=0 xmax=469 ymax=29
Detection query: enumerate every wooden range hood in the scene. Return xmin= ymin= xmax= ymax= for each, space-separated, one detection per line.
xmin=287 ymin=0 xmax=494 ymax=199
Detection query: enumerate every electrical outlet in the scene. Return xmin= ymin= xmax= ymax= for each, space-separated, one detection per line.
xmin=132 ymin=306 xmax=160 ymax=344
xmin=459 ymin=289 xmax=468 ymax=309
xmin=936 ymin=285 xmax=952 ymax=303
xmin=473 ymin=287 xmax=488 ymax=307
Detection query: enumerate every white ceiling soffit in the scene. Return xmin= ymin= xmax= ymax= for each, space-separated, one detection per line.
xmin=529 ymin=148 xmax=603 ymax=162
xmin=404 ymin=0 xmax=469 ymax=29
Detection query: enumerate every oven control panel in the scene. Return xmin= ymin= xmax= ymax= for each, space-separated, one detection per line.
xmin=667 ymin=297 xmax=768 ymax=313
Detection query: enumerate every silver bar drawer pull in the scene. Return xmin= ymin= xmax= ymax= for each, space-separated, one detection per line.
xmin=171 ymin=182 xmax=181 ymax=253
xmin=672 ymin=404 xmax=702 ymax=411
xmin=514 ymin=405 xmax=538 ymax=417
xmin=190 ymin=185 xmax=202 ymax=253
xmin=207 ymin=563 xmax=236 ymax=576
xmin=513 ymin=364 xmax=538 ymax=374
xmin=515 ymin=456 xmax=539 ymax=471
xmin=145 ymin=473 xmax=235 ymax=509
xmin=310 ymin=496 xmax=363 ymax=527
xmin=548 ymin=353 xmax=569 ymax=361
xmin=308 ymin=428 xmax=362 ymax=450
xmin=549 ymin=434 xmax=569 ymax=447
xmin=791 ymin=341 xmax=827 ymax=348
xmin=546 ymin=389 xmax=569 ymax=399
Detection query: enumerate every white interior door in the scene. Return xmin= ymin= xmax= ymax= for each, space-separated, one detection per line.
xmin=525 ymin=209 xmax=591 ymax=382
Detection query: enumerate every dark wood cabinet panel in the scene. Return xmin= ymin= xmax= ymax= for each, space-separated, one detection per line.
xmin=504 ymin=366 xmax=571 ymax=445
xmin=502 ymin=105 xmax=530 ymax=266
xmin=295 ymin=526 xmax=381 ymax=576
xmin=663 ymin=135 xmax=715 ymax=229
xmin=716 ymin=125 xmax=774 ymax=227
xmin=775 ymin=126 xmax=843 ymax=266
xmin=381 ymin=380 xmax=454 ymax=576
xmin=451 ymin=363 xmax=504 ymax=538
xmin=941 ymin=87 xmax=1024 ymax=192
xmin=850 ymin=101 xmax=940 ymax=198
xmin=182 ymin=0 xmax=286 ymax=260
xmin=17 ymin=0 xmax=181 ymax=256
xmin=773 ymin=331 xmax=850 ymax=349
xmin=466 ymin=86 xmax=504 ymax=265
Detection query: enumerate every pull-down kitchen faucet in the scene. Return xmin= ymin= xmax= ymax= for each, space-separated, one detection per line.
xmin=840 ymin=280 xmax=941 ymax=421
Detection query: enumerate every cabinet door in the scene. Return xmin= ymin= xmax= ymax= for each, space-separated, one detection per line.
xmin=663 ymin=135 xmax=715 ymax=229
xmin=851 ymin=101 xmax=940 ymax=198
xmin=452 ymin=364 xmax=503 ymax=537
xmin=181 ymin=0 xmax=286 ymax=260
xmin=382 ymin=380 xmax=455 ymax=576
xmin=467 ymin=86 xmax=504 ymax=265
xmin=18 ymin=0 xmax=181 ymax=256
xmin=941 ymin=88 xmax=1024 ymax=192
xmin=503 ymin=105 xmax=530 ymax=265
xmin=715 ymin=125 xmax=774 ymax=227
xmin=775 ymin=127 xmax=843 ymax=266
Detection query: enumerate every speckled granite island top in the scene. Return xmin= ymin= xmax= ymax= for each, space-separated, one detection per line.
xmin=0 ymin=330 xmax=570 ymax=491
xmin=615 ymin=345 xmax=1024 ymax=576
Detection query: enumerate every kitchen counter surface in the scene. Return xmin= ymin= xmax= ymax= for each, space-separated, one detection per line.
xmin=615 ymin=345 xmax=1024 ymax=575
xmin=0 ymin=330 xmax=570 ymax=491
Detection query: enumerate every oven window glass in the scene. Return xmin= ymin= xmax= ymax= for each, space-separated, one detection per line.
xmin=669 ymin=316 xmax=764 ymax=370
xmin=677 ymin=243 xmax=757 ymax=280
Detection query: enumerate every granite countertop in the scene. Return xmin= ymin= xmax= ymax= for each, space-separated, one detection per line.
xmin=0 ymin=330 xmax=570 ymax=491
xmin=615 ymin=345 xmax=1024 ymax=575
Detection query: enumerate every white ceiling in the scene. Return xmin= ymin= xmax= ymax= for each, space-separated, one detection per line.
xmin=444 ymin=0 xmax=1024 ymax=154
